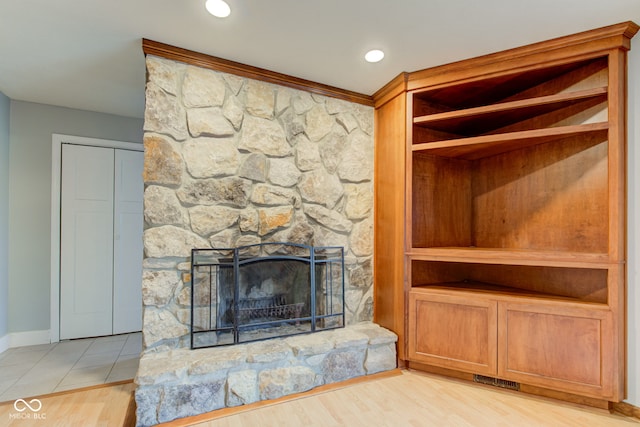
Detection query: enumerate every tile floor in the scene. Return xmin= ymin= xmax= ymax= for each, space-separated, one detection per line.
xmin=0 ymin=332 xmax=141 ymax=402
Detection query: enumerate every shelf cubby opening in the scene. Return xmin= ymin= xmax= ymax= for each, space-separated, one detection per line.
xmin=412 ymin=124 xmax=608 ymax=160
xmin=411 ymin=55 xmax=608 ymax=146
xmin=410 ymin=260 xmax=608 ymax=304
xmin=412 ymin=56 xmax=607 ymax=116
xmin=413 ymin=89 xmax=607 ymax=141
xmin=411 ymin=131 xmax=609 ymax=254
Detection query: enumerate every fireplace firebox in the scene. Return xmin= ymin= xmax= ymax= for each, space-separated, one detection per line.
xmin=190 ymin=243 xmax=345 ymax=349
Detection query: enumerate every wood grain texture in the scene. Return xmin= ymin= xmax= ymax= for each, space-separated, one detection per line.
xmin=373 ymin=92 xmax=407 ymax=360
xmin=471 ymin=134 xmax=609 ymax=253
xmin=186 ymin=370 xmax=637 ymax=427
xmin=407 ymin=22 xmax=639 ymax=91
xmin=142 ymin=39 xmax=373 ymax=107
xmin=372 ymin=72 xmax=408 ymax=108
xmin=408 ymin=291 xmax=497 ymax=375
xmin=410 ymin=261 xmax=609 ymax=304
xmin=2 ymin=373 xmax=637 ymax=426
xmin=159 ymin=370 xmax=402 ymax=427
xmin=612 ymin=401 xmax=640 ymax=421
xmin=410 ymin=56 xmax=606 ymax=115
xmin=498 ymin=301 xmax=616 ymax=400
xmin=609 ymin=264 xmax=627 ymax=400
xmin=407 ymin=247 xmax=611 ymax=268
xmin=605 ymin=49 xmax=628 ymax=402
xmin=412 ymin=124 xmax=608 ymax=160
xmin=606 ymin=48 xmax=628 ymax=264
xmin=0 ymin=381 xmax=136 ymax=427
xmin=413 ymin=87 xmax=607 ymax=131
xmin=411 ymin=153 xmax=472 ymax=248
xmin=406 ymin=362 xmax=620 ymax=410
xmin=374 ymin=21 xmax=635 ymax=404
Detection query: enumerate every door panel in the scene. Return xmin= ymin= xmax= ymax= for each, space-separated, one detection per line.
xmin=408 ymin=290 xmax=497 ymax=375
xmin=60 ymin=144 xmax=114 ymax=339
xmin=498 ymin=301 xmax=615 ymax=399
xmin=113 ymin=149 xmax=144 ymax=334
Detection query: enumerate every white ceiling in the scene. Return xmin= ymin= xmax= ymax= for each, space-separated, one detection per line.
xmin=1 ymin=0 xmax=639 ymax=119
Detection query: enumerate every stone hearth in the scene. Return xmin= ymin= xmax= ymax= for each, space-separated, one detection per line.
xmin=135 ymin=322 xmax=397 ymax=426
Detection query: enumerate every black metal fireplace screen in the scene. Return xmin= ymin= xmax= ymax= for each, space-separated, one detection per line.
xmin=190 ymin=242 xmax=345 ymax=349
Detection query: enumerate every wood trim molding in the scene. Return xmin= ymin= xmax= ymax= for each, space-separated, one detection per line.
xmin=612 ymin=401 xmax=640 ymax=421
xmin=373 ymin=72 xmax=409 ymax=108
xmin=373 ymin=22 xmax=639 ymax=108
xmin=407 ymin=21 xmax=639 ymax=91
xmin=142 ymin=39 xmax=374 ymax=107
xmin=2 ymin=379 xmax=135 ymax=401
xmin=405 ymin=362 xmax=622 ymax=411
xmin=155 ymin=369 xmax=402 ymax=427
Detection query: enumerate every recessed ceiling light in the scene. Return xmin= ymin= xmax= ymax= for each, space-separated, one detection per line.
xmin=365 ymin=49 xmax=385 ymax=63
xmin=205 ymin=0 xmax=231 ymax=18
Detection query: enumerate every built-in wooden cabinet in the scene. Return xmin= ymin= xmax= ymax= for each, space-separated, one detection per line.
xmin=374 ymin=21 xmax=638 ymax=403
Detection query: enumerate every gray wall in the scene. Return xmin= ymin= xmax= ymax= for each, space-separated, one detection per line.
xmin=0 ymin=92 xmax=10 ymax=339
xmin=8 ymin=101 xmax=143 ymax=333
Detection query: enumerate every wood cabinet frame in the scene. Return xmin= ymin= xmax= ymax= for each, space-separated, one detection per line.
xmin=373 ymin=21 xmax=638 ymax=402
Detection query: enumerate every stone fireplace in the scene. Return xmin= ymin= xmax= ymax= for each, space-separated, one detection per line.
xmin=140 ymin=55 xmax=376 ymax=352
xmin=135 ymin=51 xmax=396 ymax=426
xmin=190 ymin=242 xmax=345 ymax=348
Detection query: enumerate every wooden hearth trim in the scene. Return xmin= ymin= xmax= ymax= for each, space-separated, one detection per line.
xmin=612 ymin=401 xmax=640 ymax=421
xmin=155 ymin=369 xmax=402 ymax=427
xmin=142 ymin=39 xmax=374 ymax=107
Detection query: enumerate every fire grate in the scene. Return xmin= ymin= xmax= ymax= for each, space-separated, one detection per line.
xmin=190 ymin=242 xmax=345 ymax=349
xmin=235 ymin=294 xmax=304 ymax=322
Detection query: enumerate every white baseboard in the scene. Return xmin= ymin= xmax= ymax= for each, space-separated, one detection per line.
xmin=8 ymin=329 xmax=51 ymax=348
xmin=0 ymin=333 xmax=9 ymax=354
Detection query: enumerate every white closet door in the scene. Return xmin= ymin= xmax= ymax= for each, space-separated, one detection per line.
xmin=60 ymin=144 xmax=115 ymax=339
xmin=113 ymin=149 xmax=144 ymax=334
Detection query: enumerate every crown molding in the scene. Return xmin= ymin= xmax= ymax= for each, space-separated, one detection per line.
xmin=142 ymin=39 xmax=374 ymax=107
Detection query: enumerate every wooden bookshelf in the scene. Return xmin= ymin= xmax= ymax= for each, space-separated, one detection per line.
xmin=373 ymin=21 xmax=639 ymax=402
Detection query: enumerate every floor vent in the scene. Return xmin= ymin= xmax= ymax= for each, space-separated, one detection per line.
xmin=473 ymin=374 xmax=520 ymax=391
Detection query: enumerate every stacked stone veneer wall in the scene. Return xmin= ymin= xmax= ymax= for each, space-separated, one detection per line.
xmin=135 ymin=323 xmax=397 ymax=426
xmin=142 ymin=55 xmax=375 ymax=352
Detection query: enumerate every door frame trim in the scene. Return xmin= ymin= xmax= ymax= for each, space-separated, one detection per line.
xmin=50 ymin=134 xmax=142 ymax=343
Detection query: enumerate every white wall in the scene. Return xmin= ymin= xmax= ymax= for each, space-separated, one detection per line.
xmin=0 ymin=92 xmax=10 ymax=345
xmin=627 ymin=43 xmax=639 ymax=407
xmin=7 ymin=101 xmax=143 ymax=336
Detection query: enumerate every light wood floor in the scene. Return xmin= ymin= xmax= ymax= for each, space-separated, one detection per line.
xmin=0 ymin=371 xmax=638 ymax=427
xmin=191 ymin=370 xmax=639 ymax=427
xmin=0 ymin=380 xmax=136 ymax=426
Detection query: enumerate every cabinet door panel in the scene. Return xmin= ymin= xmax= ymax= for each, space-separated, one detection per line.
xmin=498 ymin=302 xmax=615 ymax=399
xmin=408 ymin=291 xmax=497 ymax=375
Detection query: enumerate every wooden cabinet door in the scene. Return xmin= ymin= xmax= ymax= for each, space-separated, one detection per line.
xmin=408 ymin=291 xmax=497 ymax=375
xmin=498 ymin=301 xmax=616 ymax=399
